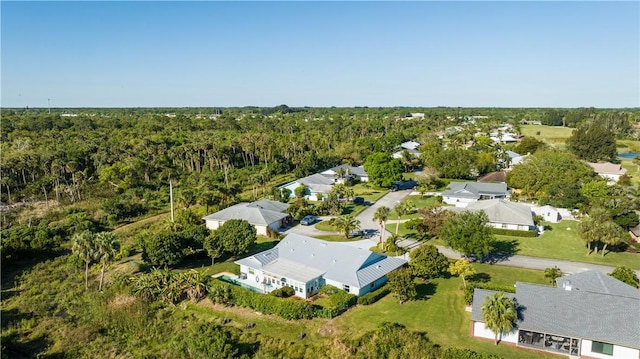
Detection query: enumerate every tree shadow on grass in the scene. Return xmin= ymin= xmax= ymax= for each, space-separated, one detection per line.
xmin=467 ymin=272 xmax=491 ymax=283
xmin=484 ymin=239 xmax=519 ymax=264
xmin=416 ymin=281 xmax=438 ymax=300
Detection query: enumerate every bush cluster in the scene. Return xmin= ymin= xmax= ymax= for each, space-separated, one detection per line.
xmin=490 ymin=228 xmax=538 ymax=237
xmin=270 ymin=286 xmax=294 ymax=298
xmin=209 ymin=282 xmax=315 ymax=320
xmin=357 ymin=286 xmax=390 ymax=305
xmin=316 ymin=285 xmax=357 ymax=318
xmin=463 ymin=282 xmax=516 ymax=305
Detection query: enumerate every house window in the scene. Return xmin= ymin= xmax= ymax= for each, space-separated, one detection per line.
xmin=591 ymin=341 xmax=613 ymax=355
xmin=501 ymin=223 xmax=508 ymax=229
xmin=343 ymin=284 xmax=350 ymax=292
xmin=248 ymin=268 xmax=254 ymax=274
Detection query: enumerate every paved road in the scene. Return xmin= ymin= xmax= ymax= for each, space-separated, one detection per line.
xmin=284 ymin=190 xmax=640 ymax=277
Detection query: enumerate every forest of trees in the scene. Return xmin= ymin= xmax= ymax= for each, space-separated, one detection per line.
xmin=2 ymin=106 xmax=640 ymax=358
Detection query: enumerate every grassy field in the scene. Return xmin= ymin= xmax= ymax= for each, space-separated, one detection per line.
xmin=183 ymin=263 xmax=555 ymax=359
xmin=389 ymin=195 xmax=439 ymax=219
xmin=519 ymin=124 xmax=574 ymax=148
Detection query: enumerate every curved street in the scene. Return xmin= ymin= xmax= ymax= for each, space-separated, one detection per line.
xmin=283 ymin=190 xmax=640 ymax=277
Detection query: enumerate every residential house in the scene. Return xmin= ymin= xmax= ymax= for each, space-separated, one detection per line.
xmin=320 ymin=164 xmax=369 ymax=183
xmin=471 ymin=270 xmax=640 ymax=358
xmin=234 ymin=233 xmax=407 ymax=298
xmin=400 ymin=140 xmax=421 ymax=150
xmin=450 ymin=199 xmax=536 ymax=231
xmin=392 ymin=148 xmax=421 ymax=159
xmin=490 ymin=133 xmax=521 ymax=144
xmin=587 ymin=162 xmax=628 ymax=183
xmin=202 ymin=199 xmax=290 ymax=236
xmin=442 ymin=182 xmax=510 ymax=207
xmin=532 ymin=205 xmax=561 ymax=223
xmin=279 ymin=173 xmax=335 ymax=201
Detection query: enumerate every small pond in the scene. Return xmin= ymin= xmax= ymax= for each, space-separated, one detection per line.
xmin=618 ymin=152 xmax=640 ymax=159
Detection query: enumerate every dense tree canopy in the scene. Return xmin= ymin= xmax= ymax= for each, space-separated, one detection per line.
xmin=506 ymin=150 xmax=596 ymax=207
xmin=410 ymin=244 xmax=450 ymax=280
xmin=210 ymin=219 xmax=257 ymax=257
xmin=440 ymin=211 xmax=496 ymax=259
xmin=566 ymin=122 xmax=617 ymax=163
xmin=363 ymin=152 xmax=404 ymax=187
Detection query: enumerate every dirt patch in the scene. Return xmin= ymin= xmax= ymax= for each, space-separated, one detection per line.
xmin=109 ymin=294 xmax=137 ymax=309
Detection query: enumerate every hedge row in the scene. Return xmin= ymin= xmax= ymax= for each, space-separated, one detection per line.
xmin=490 ymin=228 xmax=538 ymax=237
xmin=270 ymin=286 xmax=294 ymax=298
xmin=464 ymin=282 xmax=516 ymax=305
xmin=316 ymin=285 xmax=357 ymax=318
xmin=357 ymin=286 xmax=390 ymax=305
xmin=209 ymin=282 xmax=314 ymax=320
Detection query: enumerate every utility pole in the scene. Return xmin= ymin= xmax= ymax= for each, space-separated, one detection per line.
xmin=169 ymin=179 xmax=175 ymax=223
xmin=48 ymin=98 xmax=51 ymax=114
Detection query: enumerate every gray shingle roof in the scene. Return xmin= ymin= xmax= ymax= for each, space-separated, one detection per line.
xmin=236 ymin=233 xmax=406 ymax=288
xmin=452 ymin=199 xmax=534 ymax=227
xmin=442 ymin=182 xmax=508 ymax=200
xmin=202 ymin=200 xmax=289 ymax=226
xmin=556 ymin=270 xmax=640 ymax=299
xmin=471 ymin=278 xmax=640 ymax=350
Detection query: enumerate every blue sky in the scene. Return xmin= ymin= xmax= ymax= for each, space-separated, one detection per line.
xmin=1 ymin=1 xmax=638 ymax=108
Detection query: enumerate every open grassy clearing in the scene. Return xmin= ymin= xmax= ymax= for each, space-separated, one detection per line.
xmin=519 ymin=124 xmax=573 ymax=147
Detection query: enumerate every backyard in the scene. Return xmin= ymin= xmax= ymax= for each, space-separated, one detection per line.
xmin=183 ymin=262 xmax=556 ymax=359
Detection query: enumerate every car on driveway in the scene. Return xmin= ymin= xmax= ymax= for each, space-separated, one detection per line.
xmin=300 ymin=215 xmax=318 ymax=226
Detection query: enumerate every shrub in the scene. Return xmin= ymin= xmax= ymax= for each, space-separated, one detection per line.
xmin=357 ymin=286 xmax=390 ymax=305
xmin=210 ymin=282 xmax=314 ymax=320
xmin=463 ymin=282 xmax=515 ymax=305
xmin=490 ymin=228 xmax=538 ymax=237
xmin=270 ymin=286 xmax=294 ymax=298
xmin=404 ymin=218 xmax=422 ymax=230
xmin=316 ymin=286 xmax=357 ymax=317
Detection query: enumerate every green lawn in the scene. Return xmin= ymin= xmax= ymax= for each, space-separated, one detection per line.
xmin=389 ymin=195 xmax=439 ymax=219
xmin=352 ymin=183 xmax=389 ymax=202
xmin=332 ymin=265 xmax=555 ymax=359
xmin=519 ymin=125 xmax=573 ymax=147
xmin=498 ymin=221 xmax=640 ymax=269
xmin=183 ymin=261 xmax=554 ymax=358
xmin=387 ymin=220 xmax=640 ymax=269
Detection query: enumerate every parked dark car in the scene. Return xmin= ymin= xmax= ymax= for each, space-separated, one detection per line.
xmin=391 ymin=179 xmax=417 ymax=191
xmin=352 ymin=196 xmax=365 ymax=205
xmin=300 ymin=215 xmax=318 ymax=226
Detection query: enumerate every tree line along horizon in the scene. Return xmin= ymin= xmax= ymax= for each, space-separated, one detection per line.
xmin=2 ymin=106 xmax=639 ymax=263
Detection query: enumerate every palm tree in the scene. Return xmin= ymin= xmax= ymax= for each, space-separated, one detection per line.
xmin=72 ymin=231 xmax=96 ymax=290
xmin=544 ymin=266 xmax=562 ymax=286
xmin=372 ymin=206 xmax=391 ymax=248
xmin=333 ymin=215 xmax=361 ymax=240
xmin=95 ymin=232 xmax=120 ymax=292
xmin=481 ymin=293 xmax=518 ymax=345
xmin=394 ymin=199 xmax=413 ymax=235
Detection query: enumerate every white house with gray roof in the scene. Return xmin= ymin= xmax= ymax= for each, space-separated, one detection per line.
xmin=279 ymin=173 xmax=335 ymax=201
xmin=442 ymin=182 xmax=510 ymax=207
xmin=320 ymin=164 xmax=369 ymax=183
xmin=234 ymin=233 xmax=406 ymax=299
xmin=471 ymin=270 xmax=640 ymax=358
xmin=450 ymin=199 xmax=535 ymax=231
xmin=202 ymin=199 xmax=290 ymax=236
